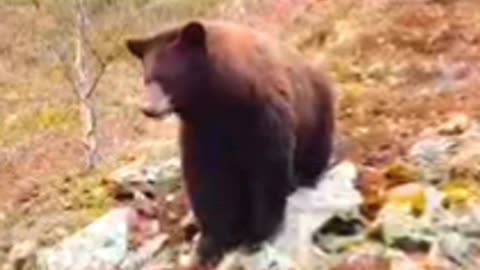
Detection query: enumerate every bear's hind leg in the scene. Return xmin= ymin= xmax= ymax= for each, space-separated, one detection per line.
xmin=242 ymin=105 xmax=296 ymax=248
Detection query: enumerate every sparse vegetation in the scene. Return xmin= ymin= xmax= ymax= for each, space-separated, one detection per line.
xmin=2 ymin=0 xmax=480 ymax=268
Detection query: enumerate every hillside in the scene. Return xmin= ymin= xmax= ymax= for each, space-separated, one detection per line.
xmin=2 ymin=0 xmax=480 ymax=269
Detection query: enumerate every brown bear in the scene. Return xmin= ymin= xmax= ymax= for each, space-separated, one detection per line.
xmin=125 ymin=19 xmax=336 ymax=267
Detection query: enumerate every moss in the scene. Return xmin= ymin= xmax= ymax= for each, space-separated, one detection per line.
xmin=37 ymin=105 xmax=78 ymax=130
xmin=441 ymin=178 xmax=480 ymax=209
xmin=67 ymin=169 xmax=115 ymax=219
xmin=383 ymin=162 xmax=421 ymax=187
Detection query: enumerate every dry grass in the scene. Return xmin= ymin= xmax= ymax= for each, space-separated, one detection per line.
xmin=288 ymin=0 xmax=480 ymax=166
xmin=0 ymin=1 xmax=297 ymax=263
xmin=2 ymin=0 xmax=480 ymax=264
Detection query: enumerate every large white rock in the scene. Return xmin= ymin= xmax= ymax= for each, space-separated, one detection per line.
xmin=219 ymin=161 xmax=362 ymax=270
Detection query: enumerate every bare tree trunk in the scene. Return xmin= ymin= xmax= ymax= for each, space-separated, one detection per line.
xmin=73 ymin=0 xmax=104 ymax=171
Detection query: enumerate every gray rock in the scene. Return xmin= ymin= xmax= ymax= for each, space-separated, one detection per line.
xmin=375 ymin=205 xmax=436 ymax=252
xmin=408 ymin=123 xmax=480 ymax=184
xmin=37 ymin=206 xmax=168 ymax=270
xmin=108 ymin=157 xmax=181 ymax=201
xmin=409 ymin=137 xmax=458 ymax=165
xmin=408 ymin=136 xmax=458 ymax=183
xmin=119 ymin=234 xmax=168 ymax=270
xmin=37 ymin=207 xmax=132 ymax=270
xmin=217 ymin=245 xmax=298 ymax=270
xmin=438 ymin=232 xmax=480 ymax=268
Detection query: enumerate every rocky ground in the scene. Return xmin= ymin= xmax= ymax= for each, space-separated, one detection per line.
xmin=26 ymin=113 xmax=480 ymax=270
xmin=2 ymin=0 xmax=480 ymax=269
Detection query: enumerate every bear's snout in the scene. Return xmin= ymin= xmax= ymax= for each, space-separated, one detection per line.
xmin=140 ymin=82 xmax=173 ymax=119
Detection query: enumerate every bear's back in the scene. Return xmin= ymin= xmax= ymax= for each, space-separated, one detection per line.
xmin=198 ymin=20 xmax=314 ymax=105
xmin=203 ymin=20 xmax=303 ymax=71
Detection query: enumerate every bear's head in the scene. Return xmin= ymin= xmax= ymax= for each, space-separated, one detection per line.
xmin=126 ymin=21 xmax=209 ymax=119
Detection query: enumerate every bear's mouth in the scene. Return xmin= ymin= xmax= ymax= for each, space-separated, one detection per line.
xmin=140 ymin=82 xmax=173 ymax=119
xmin=141 ymin=106 xmax=173 ymax=119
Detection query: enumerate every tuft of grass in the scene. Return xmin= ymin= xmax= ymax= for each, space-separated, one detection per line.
xmin=36 ymin=105 xmax=78 ymax=130
xmin=64 ymin=166 xmax=118 ymax=220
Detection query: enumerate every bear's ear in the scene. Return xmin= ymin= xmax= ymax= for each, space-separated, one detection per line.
xmin=125 ymin=38 xmax=149 ymax=59
xmin=180 ymin=21 xmax=206 ymax=48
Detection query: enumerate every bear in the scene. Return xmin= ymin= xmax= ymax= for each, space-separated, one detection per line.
xmin=125 ymin=19 xmax=336 ymax=267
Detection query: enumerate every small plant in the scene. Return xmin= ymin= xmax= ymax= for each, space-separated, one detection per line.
xmin=37 ymin=106 xmax=78 ymax=130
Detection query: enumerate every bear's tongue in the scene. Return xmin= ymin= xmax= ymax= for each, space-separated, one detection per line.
xmin=140 ymin=82 xmax=173 ymax=119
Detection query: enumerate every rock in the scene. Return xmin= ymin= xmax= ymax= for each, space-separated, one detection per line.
xmin=37 ymin=207 xmax=132 ymax=270
xmin=408 ymin=123 xmax=480 ymax=185
xmin=386 ymin=183 xmax=428 ymax=216
xmin=177 ymin=251 xmax=196 ymax=269
xmin=217 ymin=245 xmax=298 ymax=270
xmin=37 ymin=206 xmax=167 ymax=270
xmin=129 ymin=210 xmax=162 ymax=248
xmin=312 ymin=213 xmax=367 ymax=253
xmin=143 ymin=242 xmax=193 ymax=270
xmin=218 ymin=161 xmax=362 ymax=270
xmin=389 ymin=236 xmax=431 ymax=254
xmin=119 ymin=234 xmax=168 ymax=270
xmin=5 ymin=240 xmax=38 ymax=270
xmin=106 ymin=157 xmax=181 ymax=202
xmin=436 ymin=206 xmax=480 ymax=238
xmin=373 ymin=205 xmax=435 ymax=252
xmin=275 ymin=161 xmax=361 ymax=266
xmin=131 ymin=190 xmax=160 ymax=218
xmin=408 ymin=136 xmax=458 ymax=183
xmin=438 ymin=232 xmax=480 ymax=269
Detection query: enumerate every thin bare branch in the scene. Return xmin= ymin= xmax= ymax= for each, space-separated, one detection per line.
xmin=84 ymin=64 xmax=106 ymax=99
xmin=86 ymin=37 xmax=107 ymax=68
xmin=72 ymin=0 xmax=103 ymax=170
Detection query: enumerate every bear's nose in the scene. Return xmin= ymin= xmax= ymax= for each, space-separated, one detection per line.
xmin=140 ymin=82 xmax=173 ymax=119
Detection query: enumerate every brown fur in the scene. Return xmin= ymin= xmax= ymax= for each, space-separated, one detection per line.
xmin=126 ymin=19 xmax=336 ymax=267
